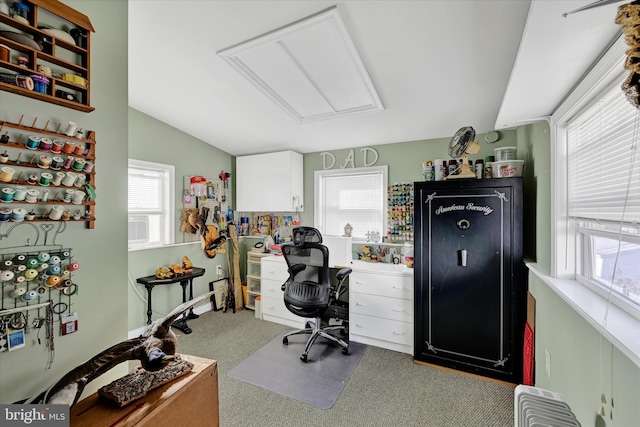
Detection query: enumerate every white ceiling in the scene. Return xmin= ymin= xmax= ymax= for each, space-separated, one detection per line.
xmin=128 ymin=0 xmax=623 ymax=156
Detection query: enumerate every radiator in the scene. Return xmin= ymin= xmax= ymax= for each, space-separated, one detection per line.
xmin=514 ymin=385 xmax=581 ymax=427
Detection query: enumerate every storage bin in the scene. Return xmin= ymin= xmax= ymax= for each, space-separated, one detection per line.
xmin=494 ymin=146 xmax=517 ymax=162
xmin=491 ymin=160 xmax=525 ymax=178
xmin=0 ymin=44 xmax=9 ymax=62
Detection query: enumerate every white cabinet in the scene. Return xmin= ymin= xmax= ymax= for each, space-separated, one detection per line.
xmin=260 ymin=256 xmax=309 ymax=328
xmin=236 ymin=151 xmax=303 ymax=212
xmin=349 ymin=268 xmax=414 ymax=355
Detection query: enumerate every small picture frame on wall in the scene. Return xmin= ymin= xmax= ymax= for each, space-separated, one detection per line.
xmin=7 ymin=328 xmax=25 ymax=351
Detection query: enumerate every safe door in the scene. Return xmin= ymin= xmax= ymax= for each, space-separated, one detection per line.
xmin=414 ymin=179 xmax=523 ymax=382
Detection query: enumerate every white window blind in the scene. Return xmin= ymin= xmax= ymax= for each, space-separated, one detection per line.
xmin=567 ymin=82 xmax=640 ymax=223
xmin=128 ymin=168 xmax=163 ymax=213
xmin=315 ymin=166 xmax=387 ymax=238
xmin=128 ymin=159 xmax=174 ymax=249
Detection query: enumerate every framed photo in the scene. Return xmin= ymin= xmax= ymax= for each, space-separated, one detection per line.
xmin=7 ymin=328 xmax=25 ymax=351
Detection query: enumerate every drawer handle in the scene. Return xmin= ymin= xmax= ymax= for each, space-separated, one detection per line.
xmin=355 ymin=302 xmax=366 ymax=306
xmin=392 ymin=331 xmax=405 ymax=335
xmin=355 ymin=323 xmax=366 ymax=328
xmin=392 ymin=285 xmax=405 ymax=290
xmin=354 ymin=281 xmax=366 ymax=285
xmin=392 ymin=308 xmax=406 ymax=312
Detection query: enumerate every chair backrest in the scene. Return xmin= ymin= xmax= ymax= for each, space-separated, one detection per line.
xmin=281 ymin=227 xmax=331 ymax=316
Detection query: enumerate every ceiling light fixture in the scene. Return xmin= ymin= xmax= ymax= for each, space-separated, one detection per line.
xmin=217 ymin=6 xmax=384 ymax=123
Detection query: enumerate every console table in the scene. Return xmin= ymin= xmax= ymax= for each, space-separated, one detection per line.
xmin=136 ymin=267 xmax=206 ymax=334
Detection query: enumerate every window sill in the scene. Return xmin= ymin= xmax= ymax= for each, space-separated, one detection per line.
xmin=526 ymin=261 xmax=640 ymax=368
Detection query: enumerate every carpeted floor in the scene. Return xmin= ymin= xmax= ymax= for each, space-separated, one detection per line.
xmin=173 ymin=308 xmax=515 ymax=427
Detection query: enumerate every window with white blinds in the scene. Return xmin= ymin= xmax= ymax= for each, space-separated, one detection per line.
xmin=567 ymin=82 xmax=640 ymax=223
xmin=128 ymin=159 xmax=174 ymax=249
xmin=314 ymin=166 xmax=387 ymax=239
xmin=565 ymin=79 xmax=640 ymax=309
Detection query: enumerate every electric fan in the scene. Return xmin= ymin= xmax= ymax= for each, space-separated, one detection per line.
xmin=445 ymin=126 xmax=481 ymax=179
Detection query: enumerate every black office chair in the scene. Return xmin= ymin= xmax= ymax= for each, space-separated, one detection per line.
xmin=281 ymin=227 xmax=352 ymax=362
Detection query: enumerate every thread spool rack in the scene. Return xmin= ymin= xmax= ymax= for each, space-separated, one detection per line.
xmin=0 ymin=222 xmax=78 ymax=363
xmin=0 ymin=115 xmax=96 ymax=228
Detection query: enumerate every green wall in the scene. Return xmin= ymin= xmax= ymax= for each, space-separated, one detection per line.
xmin=0 ymin=1 xmax=129 ymax=404
xmin=127 ymin=108 xmax=234 ymax=330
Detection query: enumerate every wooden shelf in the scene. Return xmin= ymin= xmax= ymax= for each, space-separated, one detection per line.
xmin=0 ymin=1 xmax=94 ymax=112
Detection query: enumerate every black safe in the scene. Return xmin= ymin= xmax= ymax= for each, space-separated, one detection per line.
xmin=413 ymin=177 xmax=526 ymax=383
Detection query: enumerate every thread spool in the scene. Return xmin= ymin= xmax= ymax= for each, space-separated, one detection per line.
xmin=38 ymin=138 xmax=52 ymax=151
xmin=49 ymin=255 xmax=61 ymax=265
xmin=27 ymin=173 xmax=38 ymax=184
xmin=64 ymin=156 xmax=74 ymax=170
xmin=83 ymin=161 xmax=94 ymax=172
xmin=11 ymin=207 xmax=26 ymax=222
xmin=73 ymin=174 xmax=86 ymax=187
xmin=64 ymin=122 xmax=77 ymax=137
xmin=0 ymin=207 xmax=11 ymax=221
xmin=1 ymin=259 xmax=13 ymax=270
xmin=1 ymin=187 xmax=15 ymax=202
xmin=9 ymin=287 xmax=26 ymax=298
xmin=0 ymin=166 xmax=15 ymax=182
xmin=37 ymin=252 xmax=50 ymax=263
xmin=72 ymin=190 xmax=85 ymax=205
xmin=13 ymin=186 xmax=27 ymax=201
xmin=50 ymin=140 xmax=63 ymax=154
xmin=37 ymin=155 xmax=52 ymax=169
xmin=13 ymin=276 xmax=25 ymax=285
xmin=73 ymin=144 xmax=85 ymax=156
xmin=36 ymin=286 xmax=46 ymax=295
xmin=72 ymin=158 xmax=85 ymax=171
xmin=24 ymin=268 xmax=38 ymax=280
xmin=0 ymin=269 xmax=14 ymax=281
xmin=52 ymin=172 xmax=65 ymax=186
xmin=39 ymin=173 xmax=52 ymax=186
xmin=26 ymin=258 xmax=39 ymax=269
xmin=62 ymin=141 xmax=75 ymax=154
xmin=63 ymin=283 xmax=78 ymax=296
xmin=22 ymin=289 xmax=38 ymax=301
xmin=26 ymin=135 xmax=40 ymax=149
xmin=62 ymin=172 xmax=76 ymax=187
xmin=36 ymin=262 xmax=48 ymax=272
xmin=48 ymin=205 xmax=63 ymax=220
xmin=50 ymin=156 xmax=64 ymax=171
xmin=14 ymin=264 xmax=26 ymax=273
xmin=25 ymin=189 xmax=39 ymax=203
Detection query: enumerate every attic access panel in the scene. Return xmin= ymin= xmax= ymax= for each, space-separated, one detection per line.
xmin=217 ymin=6 xmax=384 ymax=123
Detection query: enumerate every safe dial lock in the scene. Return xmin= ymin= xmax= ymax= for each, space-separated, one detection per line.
xmin=457 ymin=219 xmax=470 ymax=230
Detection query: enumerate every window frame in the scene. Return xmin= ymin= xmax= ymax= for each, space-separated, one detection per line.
xmin=546 ymin=34 xmax=640 ymax=366
xmin=127 ymin=159 xmax=175 ymax=251
xmin=313 ymin=165 xmax=388 ymax=240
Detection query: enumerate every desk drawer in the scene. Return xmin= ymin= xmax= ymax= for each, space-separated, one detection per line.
xmin=261 ymin=258 xmax=288 ymax=281
xmin=261 ymin=295 xmax=307 ymax=324
xmin=350 ymin=313 xmax=413 ymax=346
xmin=350 ymin=272 xmax=413 ymax=299
xmin=350 ymin=292 xmax=413 ymax=323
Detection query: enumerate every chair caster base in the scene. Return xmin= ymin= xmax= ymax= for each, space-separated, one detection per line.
xmin=301 ymin=353 xmax=308 ymax=362
xmin=342 ymin=347 xmax=349 ymax=355
xmin=283 ymin=336 xmax=288 ymax=345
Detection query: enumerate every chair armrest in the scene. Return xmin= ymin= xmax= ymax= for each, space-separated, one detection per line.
xmin=288 ymin=263 xmax=307 ymax=276
xmin=336 ymin=267 xmax=352 ymax=281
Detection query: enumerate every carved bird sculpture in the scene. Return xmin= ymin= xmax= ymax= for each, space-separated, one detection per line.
xmin=24 ymin=291 xmax=214 ymax=408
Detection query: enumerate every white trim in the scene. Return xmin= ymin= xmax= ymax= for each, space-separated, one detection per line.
xmin=527 ymin=262 xmax=640 ymax=369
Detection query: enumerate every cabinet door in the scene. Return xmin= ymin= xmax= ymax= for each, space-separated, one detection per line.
xmin=236 ymin=154 xmax=263 ymax=211
xmin=261 ymin=151 xmax=303 ymax=212
xmin=414 ymin=178 xmax=524 ymax=383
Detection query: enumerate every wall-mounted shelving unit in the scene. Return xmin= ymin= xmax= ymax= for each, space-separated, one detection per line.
xmin=0 ymin=0 xmax=95 ymax=112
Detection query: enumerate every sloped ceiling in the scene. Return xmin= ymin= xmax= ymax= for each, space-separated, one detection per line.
xmin=128 ymin=0 xmax=622 ymax=156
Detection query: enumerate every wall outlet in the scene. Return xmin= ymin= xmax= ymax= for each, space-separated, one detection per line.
xmin=545 ymin=348 xmax=551 ymax=378
xmin=216 ymin=265 xmax=223 ymax=279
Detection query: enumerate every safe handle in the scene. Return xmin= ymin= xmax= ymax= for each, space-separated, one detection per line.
xmin=458 ymin=249 xmax=467 ymax=267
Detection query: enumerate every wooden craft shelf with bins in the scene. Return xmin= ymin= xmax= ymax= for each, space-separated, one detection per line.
xmin=0 ymin=118 xmax=96 ymax=228
xmin=245 ymin=251 xmax=271 ymax=310
xmin=0 ymin=0 xmax=94 ymax=112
